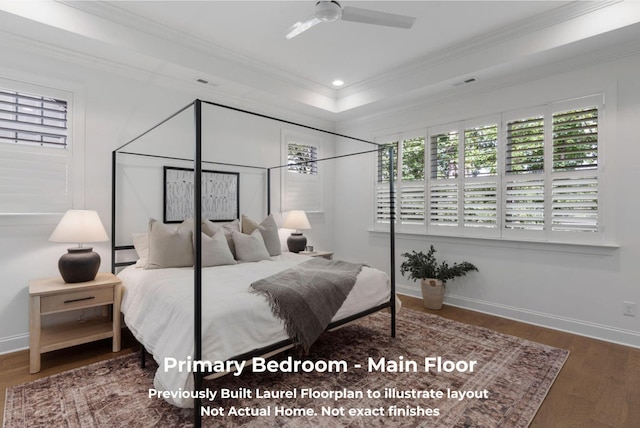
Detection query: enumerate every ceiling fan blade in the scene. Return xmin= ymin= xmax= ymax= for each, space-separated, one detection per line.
xmin=286 ymin=17 xmax=322 ymax=39
xmin=341 ymin=6 xmax=416 ymax=29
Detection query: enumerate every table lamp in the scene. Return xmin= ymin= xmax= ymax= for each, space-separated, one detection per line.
xmin=282 ymin=210 xmax=311 ymax=253
xmin=49 ymin=210 xmax=109 ymax=283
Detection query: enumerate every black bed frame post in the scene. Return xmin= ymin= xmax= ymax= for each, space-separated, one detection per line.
xmin=388 ymin=145 xmax=397 ymax=338
xmin=111 ymin=150 xmax=117 ymax=274
xmin=193 ymin=99 xmax=204 ymax=428
xmin=267 ymin=168 xmax=271 ymax=215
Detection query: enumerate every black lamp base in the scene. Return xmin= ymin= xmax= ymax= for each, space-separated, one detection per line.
xmin=287 ymin=233 xmax=307 ymax=253
xmin=59 ymin=247 xmax=100 ymax=283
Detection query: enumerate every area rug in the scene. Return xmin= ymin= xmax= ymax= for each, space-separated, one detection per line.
xmin=3 ymin=309 xmax=568 ymax=428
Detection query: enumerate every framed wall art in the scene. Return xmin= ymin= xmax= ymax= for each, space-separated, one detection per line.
xmin=163 ymin=166 xmax=239 ymax=223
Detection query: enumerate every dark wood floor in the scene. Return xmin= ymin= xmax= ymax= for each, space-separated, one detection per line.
xmin=1 ymin=296 xmax=639 ymax=427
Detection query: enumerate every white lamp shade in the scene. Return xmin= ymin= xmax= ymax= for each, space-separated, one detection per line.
xmin=49 ymin=210 xmax=109 ymax=244
xmin=282 ymin=210 xmax=311 ymax=230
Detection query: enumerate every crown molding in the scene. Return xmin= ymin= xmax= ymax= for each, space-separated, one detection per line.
xmin=2 ymin=0 xmax=637 ymax=119
xmin=58 ymin=1 xmax=338 ymax=100
xmin=337 ymin=1 xmax=622 ymax=99
xmin=337 ymin=32 xmax=640 ymax=131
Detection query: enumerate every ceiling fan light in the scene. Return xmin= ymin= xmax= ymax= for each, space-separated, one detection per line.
xmin=315 ymin=1 xmax=342 ymax=22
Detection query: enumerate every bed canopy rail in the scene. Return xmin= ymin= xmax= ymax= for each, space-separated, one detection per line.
xmin=111 ymin=99 xmax=396 ymax=427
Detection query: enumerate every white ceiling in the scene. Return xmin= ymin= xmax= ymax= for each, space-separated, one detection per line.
xmin=1 ymin=1 xmax=640 ymax=120
xmin=103 ymin=1 xmax=568 ymax=87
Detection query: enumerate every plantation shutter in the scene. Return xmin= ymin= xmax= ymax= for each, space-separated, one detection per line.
xmin=282 ymin=133 xmax=323 ymax=213
xmin=550 ymin=104 xmax=599 ymax=234
xmin=504 ymin=178 xmax=545 ymax=231
xmin=463 ymin=122 xmax=499 ymax=233
xmin=287 ymin=143 xmax=317 ymax=175
xmin=399 ymin=136 xmax=425 ymax=226
xmin=375 ymin=142 xmax=397 ymax=225
xmin=428 ymin=128 xmax=459 ymax=229
xmin=0 ymin=90 xmax=67 ymax=148
xmin=375 ymin=94 xmax=604 ymax=243
xmin=0 ymin=88 xmax=70 ymax=214
xmin=503 ymin=113 xmax=546 ymax=233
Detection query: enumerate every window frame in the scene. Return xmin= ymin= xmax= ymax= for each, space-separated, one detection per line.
xmin=545 ymin=95 xmax=604 ymax=244
xmin=374 ymin=130 xmax=426 ymax=233
xmin=280 ymin=129 xmax=324 ymax=214
xmin=373 ymin=94 xmax=608 ymax=246
xmin=501 ymin=106 xmax=547 ymax=241
xmin=460 ymin=115 xmax=501 ymax=238
xmin=0 ymin=75 xmax=84 ymax=226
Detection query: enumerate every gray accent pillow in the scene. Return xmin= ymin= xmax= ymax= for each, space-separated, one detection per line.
xmin=241 ymin=214 xmax=281 ymax=257
xmin=232 ymin=229 xmax=271 ymax=263
xmin=146 ymin=219 xmax=194 ymax=269
xmin=200 ymin=231 xmax=236 ymax=267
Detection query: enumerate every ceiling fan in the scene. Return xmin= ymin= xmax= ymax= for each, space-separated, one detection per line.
xmin=286 ymin=1 xmax=416 ymax=39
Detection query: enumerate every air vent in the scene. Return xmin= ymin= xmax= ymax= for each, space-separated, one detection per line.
xmin=195 ymin=78 xmax=219 ymax=88
xmin=453 ymin=77 xmax=477 ymax=87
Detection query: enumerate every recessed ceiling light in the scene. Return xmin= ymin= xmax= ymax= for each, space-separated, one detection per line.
xmin=332 ymin=79 xmax=344 ymax=87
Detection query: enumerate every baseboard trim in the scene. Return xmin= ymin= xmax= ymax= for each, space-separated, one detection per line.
xmin=445 ymin=293 xmax=640 ymax=349
xmin=0 ymin=333 xmax=28 ymax=355
xmin=396 ymin=284 xmax=421 ymax=299
xmin=395 ymin=283 xmax=640 ymax=349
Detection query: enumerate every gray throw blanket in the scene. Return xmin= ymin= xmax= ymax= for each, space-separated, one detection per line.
xmin=250 ymin=258 xmax=364 ymax=351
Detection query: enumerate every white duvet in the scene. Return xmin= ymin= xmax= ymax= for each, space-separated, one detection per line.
xmin=119 ymin=253 xmax=390 ymax=407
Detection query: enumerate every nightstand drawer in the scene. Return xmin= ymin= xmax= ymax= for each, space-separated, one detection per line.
xmin=40 ymin=287 xmax=114 ymax=314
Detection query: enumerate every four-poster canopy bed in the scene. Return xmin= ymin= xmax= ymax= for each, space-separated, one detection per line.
xmin=111 ymin=99 xmax=397 ymax=426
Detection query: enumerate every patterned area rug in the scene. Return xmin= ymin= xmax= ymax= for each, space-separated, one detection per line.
xmin=4 ymin=309 xmax=568 ymax=427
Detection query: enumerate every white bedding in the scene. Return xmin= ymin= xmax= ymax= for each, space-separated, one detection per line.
xmin=119 ymin=252 xmax=390 ymax=407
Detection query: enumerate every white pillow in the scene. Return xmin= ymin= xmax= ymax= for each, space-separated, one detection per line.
xmin=132 ymin=232 xmax=149 ymax=268
xmin=232 ymin=229 xmax=271 ymax=263
xmin=200 ymin=231 xmax=236 ymax=267
xmin=202 ymin=219 xmax=240 ymax=258
xmin=146 ymin=219 xmax=194 ymax=269
xmin=241 ymin=214 xmax=281 ymax=257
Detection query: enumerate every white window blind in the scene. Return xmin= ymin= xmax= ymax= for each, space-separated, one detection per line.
xmin=463 ymin=123 xmax=498 ymax=232
xmin=504 ymin=178 xmax=545 ymax=231
xmin=506 ymin=116 xmax=544 ymax=174
xmin=374 ymin=134 xmax=426 ymax=228
xmin=400 ymin=137 xmax=425 ymax=225
xmin=374 ymin=94 xmax=604 ymax=244
xmin=282 ymin=132 xmax=322 ymax=213
xmin=0 ymin=87 xmax=70 ymax=215
xmin=287 ymin=143 xmax=317 ymax=175
xmin=375 ymin=142 xmax=397 ymax=224
xmin=0 ymin=89 xmax=67 ymax=148
xmin=504 ymin=113 xmax=545 ymax=233
xmin=429 ymin=129 xmax=459 ymax=228
xmin=550 ymin=105 xmax=599 ymax=233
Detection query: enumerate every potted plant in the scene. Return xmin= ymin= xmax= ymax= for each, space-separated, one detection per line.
xmin=400 ymin=245 xmax=478 ymax=310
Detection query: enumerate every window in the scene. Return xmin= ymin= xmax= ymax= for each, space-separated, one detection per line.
xmin=282 ymin=131 xmax=323 ymax=212
xmin=375 ymin=133 xmax=426 ymax=228
xmin=463 ymin=122 xmax=498 ymax=232
xmin=0 ymin=83 xmax=72 ymax=217
xmin=375 ymin=142 xmax=397 ymax=224
xmin=0 ymin=89 xmax=67 ymax=148
xmin=550 ymin=105 xmax=599 ymax=234
xmin=429 ymin=129 xmax=459 ymax=228
xmin=374 ymin=94 xmax=604 ymax=244
xmin=287 ymin=142 xmax=317 ymax=175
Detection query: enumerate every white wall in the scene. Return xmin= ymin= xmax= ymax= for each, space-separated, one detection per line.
xmin=335 ymin=53 xmax=640 ymax=348
xmin=0 ymin=37 xmax=336 ymax=354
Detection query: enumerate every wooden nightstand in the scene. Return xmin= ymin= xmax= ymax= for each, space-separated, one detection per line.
xmin=28 ymin=272 xmax=122 ymax=374
xmin=299 ymin=250 xmax=333 ymax=260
